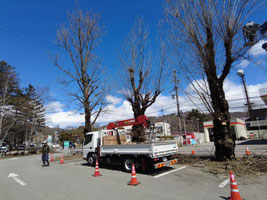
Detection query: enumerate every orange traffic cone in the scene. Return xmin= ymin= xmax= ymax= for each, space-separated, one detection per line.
xmin=50 ymin=152 xmax=55 ymax=162
xmin=228 ymin=171 xmax=242 ymax=200
xmin=92 ymin=160 xmax=102 ymax=177
xmin=59 ymin=154 xmax=64 ymax=164
xmin=245 ymin=146 xmax=251 ymax=156
xmin=128 ymin=164 xmax=140 ymax=186
xmin=191 ymin=147 xmax=196 ymax=155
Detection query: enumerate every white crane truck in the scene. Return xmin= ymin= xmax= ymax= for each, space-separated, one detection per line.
xmin=83 ymin=115 xmax=178 ymax=172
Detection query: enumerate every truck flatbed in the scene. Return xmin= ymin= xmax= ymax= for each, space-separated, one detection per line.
xmin=101 ymin=141 xmax=178 ymax=158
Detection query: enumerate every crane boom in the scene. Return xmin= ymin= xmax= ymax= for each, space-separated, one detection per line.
xmin=107 ymin=115 xmax=149 ymax=129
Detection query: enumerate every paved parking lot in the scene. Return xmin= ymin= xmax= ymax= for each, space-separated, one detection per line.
xmin=1 ymin=153 xmax=266 ymax=200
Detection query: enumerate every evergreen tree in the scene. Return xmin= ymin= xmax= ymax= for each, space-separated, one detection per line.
xmin=23 ymin=84 xmax=46 ymax=146
xmin=0 ymin=61 xmax=20 ymax=142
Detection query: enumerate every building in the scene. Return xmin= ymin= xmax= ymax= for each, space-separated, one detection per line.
xmin=245 ymin=87 xmax=267 ymax=138
xmin=153 ymin=122 xmax=171 ymax=136
xmin=203 ymin=118 xmax=247 ymax=142
xmin=259 ymin=88 xmax=267 ymax=105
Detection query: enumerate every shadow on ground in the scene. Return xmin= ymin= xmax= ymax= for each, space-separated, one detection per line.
xmin=80 ymin=162 xmax=175 ymax=176
xmin=237 ymin=139 xmax=267 ymax=145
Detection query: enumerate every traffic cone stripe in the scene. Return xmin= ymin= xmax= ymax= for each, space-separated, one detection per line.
xmin=231 ymin=189 xmax=239 ymax=192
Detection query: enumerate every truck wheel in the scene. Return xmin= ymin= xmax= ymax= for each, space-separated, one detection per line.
xmin=87 ymin=154 xmax=96 ymax=166
xmin=122 ymin=158 xmax=135 ymax=172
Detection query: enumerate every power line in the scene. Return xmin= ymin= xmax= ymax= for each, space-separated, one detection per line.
xmin=0 ymin=23 xmax=62 ymax=50
xmin=147 ymin=95 xmax=263 ymax=111
xmin=146 ymin=103 xmax=266 ymax=116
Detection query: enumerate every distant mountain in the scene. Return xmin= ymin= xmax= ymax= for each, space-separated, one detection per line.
xmin=230 ymin=112 xmax=249 ymax=119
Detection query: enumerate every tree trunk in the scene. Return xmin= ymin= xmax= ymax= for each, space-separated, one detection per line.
xmin=132 ymin=124 xmax=146 ymax=142
xmin=213 ymin=118 xmax=235 ymax=161
xmin=209 ymin=82 xmax=235 ymax=161
xmin=131 ymin=106 xmax=146 ymax=142
xmin=83 ymin=103 xmax=92 ymax=136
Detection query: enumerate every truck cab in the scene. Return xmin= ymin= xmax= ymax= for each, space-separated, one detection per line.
xmin=83 ymin=129 xmax=119 ymax=165
xmin=83 ymin=131 xmax=99 ymax=164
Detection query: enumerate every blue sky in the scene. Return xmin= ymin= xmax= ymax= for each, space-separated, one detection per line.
xmin=0 ymin=0 xmax=266 ymax=127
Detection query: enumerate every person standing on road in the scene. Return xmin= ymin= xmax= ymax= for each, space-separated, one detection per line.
xmin=41 ymin=141 xmax=50 ymax=167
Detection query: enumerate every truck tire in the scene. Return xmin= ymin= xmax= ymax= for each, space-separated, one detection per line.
xmin=87 ymin=154 xmax=96 ymax=167
xmin=122 ymin=158 xmax=135 ymax=172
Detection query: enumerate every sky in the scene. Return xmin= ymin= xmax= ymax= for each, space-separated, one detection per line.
xmin=0 ymin=0 xmax=266 ymax=128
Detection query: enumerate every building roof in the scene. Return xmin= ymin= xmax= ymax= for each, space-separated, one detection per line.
xmin=259 ymin=87 xmax=267 ymax=105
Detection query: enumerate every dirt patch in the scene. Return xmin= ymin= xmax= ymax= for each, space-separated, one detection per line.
xmin=0 ymin=151 xmax=42 ymax=159
xmin=176 ymin=154 xmax=267 ymax=177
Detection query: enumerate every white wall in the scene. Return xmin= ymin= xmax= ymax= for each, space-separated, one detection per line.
xmin=203 ymin=118 xmax=248 ymax=142
xmin=194 ymin=132 xmax=206 ymax=143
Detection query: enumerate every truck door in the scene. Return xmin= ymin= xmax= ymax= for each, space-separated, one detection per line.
xmin=84 ymin=133 xmax=94 ymax=151
xmin=83 ymin=132 xmax=99 ymax=165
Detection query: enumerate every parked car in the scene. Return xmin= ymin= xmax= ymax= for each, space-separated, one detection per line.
xmin=29 ymin=143 xmax=35 ymax=148
xmin=0 ymin=142 xmax=9 ymax=153
xmin=69 ymin=142 xmax=76 ymax=149
xmin=17 ymin=144 xmax=26 ymax=150
xmin=51 ymin=143 xmax=60 ymax=149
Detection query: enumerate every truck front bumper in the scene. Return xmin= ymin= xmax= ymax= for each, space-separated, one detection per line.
xmin=154 ymin=158 xmax=178 ymax=169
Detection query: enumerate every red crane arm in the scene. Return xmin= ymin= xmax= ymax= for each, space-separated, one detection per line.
xmin=107 ymin=115 xmax=149 ymax=129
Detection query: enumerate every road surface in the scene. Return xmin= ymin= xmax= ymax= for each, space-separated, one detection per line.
xmin=178 ymin=139 xmax=267 ymax=156
xmin=0 ymin=153 xmax=266 ymax=200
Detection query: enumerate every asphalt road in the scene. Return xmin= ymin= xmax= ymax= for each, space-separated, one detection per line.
xmin=0 ymin=153 xmax=266 ymax=200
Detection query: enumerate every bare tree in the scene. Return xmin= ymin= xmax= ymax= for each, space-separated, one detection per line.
xmin=55 ymin=10 xmax=106 ymax=134
xmin=118 ymin=18 xmax=168 ymax=142
xmin=165 ymin=0 xmax=258 ymax=160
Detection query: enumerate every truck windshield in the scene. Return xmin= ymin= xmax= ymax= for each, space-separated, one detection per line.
xmin=84 ymin=134 xmax=93 ymax=145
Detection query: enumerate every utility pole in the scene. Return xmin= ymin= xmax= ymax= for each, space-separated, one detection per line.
xmin=161 ymin=107 xmax=165 ymax=122
xmin=237 ymin=70 xmax=252 ymax=117
xmin=183 ymin=118 xmax=187 ymax=134
xmin=173 ymin=69 xmax=183 ymax=146
xmin=183 ymin=118 xmax=187 ymax=145
xmin=196 ymin=118 xmax=200 ymax=133
xmin=256 ymin=117 xmax=262 ymax=139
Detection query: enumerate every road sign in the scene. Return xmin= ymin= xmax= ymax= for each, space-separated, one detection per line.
xmin=64 ymin=141 xmax=70 ymax=150
xmin=47 ymin=135 xmax=53 ymax=146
